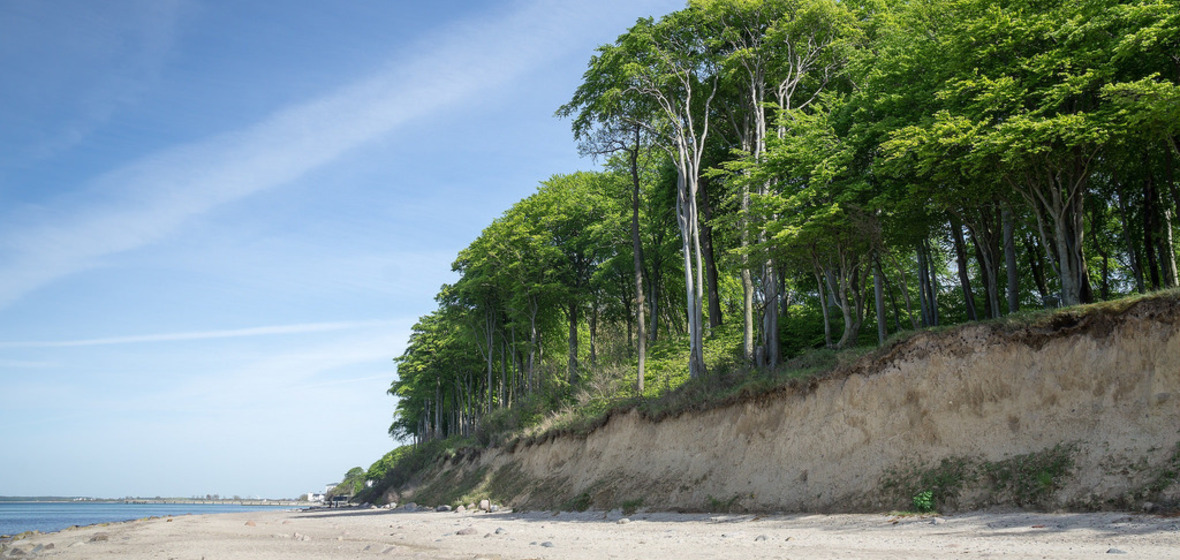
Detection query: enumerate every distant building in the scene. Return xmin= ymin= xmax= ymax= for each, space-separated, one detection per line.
xmin=306 ymin=492 xmax=325 ymax=503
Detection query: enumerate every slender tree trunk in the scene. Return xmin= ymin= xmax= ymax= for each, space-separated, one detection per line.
xmin=1117 ymin=180 xmax=1147 ymax=293
xmin=873 ymin=253 xmax=888 ymax=345
xmin=764 ymin=262 xmax=780 ymax=368
xmin=890 ymin=253 xmax=919 ymax=329
xmin=950 ymin=216 xmax=978 ymax=321
xmin=589 ymin=304 xmax=598 ymax=369
xmin=1023 ymin=234 xmax=1052 ymax=306
xmin=567 ymin=303 xmax=579 ymax=384
xmin=737 ymin=138 xmax=754 ymax=361
xmin=815 ymin=268 xmax=832 ymax=348
xmin=1002 ymin=207 xmax=1019 ymax=313
xmin=917 ymin=243 xmax=931 ymax=327
xmin=628 ymin=133 xmax=646 ymax=395
xmin=698 ymin=176 xmax=723 ymax=329
xmin=1146 ymin=163 xmax=1162 ymax=290
xmin=1165 ymin=146 xmax=1180 ymax=287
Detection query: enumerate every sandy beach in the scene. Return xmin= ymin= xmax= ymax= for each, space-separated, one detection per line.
xmin=3 ymin=507 xmax=1179 ymax=559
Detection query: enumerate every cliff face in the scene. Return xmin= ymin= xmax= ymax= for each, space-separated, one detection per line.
xmin=404 ymin=296 xmax=1180 ymax=513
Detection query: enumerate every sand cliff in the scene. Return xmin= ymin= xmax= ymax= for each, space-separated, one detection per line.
xmin=402 ymin=295 xmax=1180 ymax=513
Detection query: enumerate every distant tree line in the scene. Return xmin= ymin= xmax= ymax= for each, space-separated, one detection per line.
xmin=387 ymin=0 xmax=1179 ymax=444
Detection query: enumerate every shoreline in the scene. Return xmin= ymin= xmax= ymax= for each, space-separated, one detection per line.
xmin=2 ymin=507 xmax=1179 ymax=559
xmin=0 ymin=502 xmax=303 ymax=541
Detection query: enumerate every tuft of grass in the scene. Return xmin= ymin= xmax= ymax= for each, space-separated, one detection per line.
xmin=621 ymin=498 xmax=644 ymax=515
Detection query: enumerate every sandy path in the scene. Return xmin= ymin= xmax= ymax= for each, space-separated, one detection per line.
xmin=3 ymin=507 xmax=1179 ymax=559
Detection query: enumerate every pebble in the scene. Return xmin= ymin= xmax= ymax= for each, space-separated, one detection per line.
xmin=541 ymin=541 xmax=555 ymax=548
xmin=617 ymin=518 xmax=631 ymax=525
xmin=931 ymin=518 xmax=946 ymax=525
xmin=88 ymin=533 xmax=110 ymax=543
xmin=1107 ymin=549 xmax=1127 ymax=555
xmin=456 ymin=528 xmax=478 ymax=536
xmin=755 ymin=535 xmax=768 ymax=542
xmin=494 ymin=528 xmax=506 ymax=535
xmin=436 ymin=505 xmax=452 ymax=512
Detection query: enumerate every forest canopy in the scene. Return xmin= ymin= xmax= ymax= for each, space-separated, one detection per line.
xmin=384 ymin=0 xmax=1180 ymax=447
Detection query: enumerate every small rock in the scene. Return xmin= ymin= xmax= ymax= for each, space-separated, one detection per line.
xmin=6 ymin=548 xmax=26 ymax=557
xmin=41 ymin=544 xmax=53 ymax=551
xmin=89 ymin=533 xmax=110 ymax=543
xmin=541 ymin=542 xmax=555 ymax=548
xmin=754 ymin=535 xmax=768 ymax=542
xmin=489 ymin=505 xmax=500 ymax=513
xmin=245 ymin=520 xmax=257 ymax=527
xmin=456 ymin=528 xmax=478 ymax=536
xmin=1143 ymin=502 xmax=1156 ymax=513
xmin=436 ymin=505 xmax=452 ymax=513
xmin=494 ymin=528 xmax=506 ymax=535
xmin=1107 ymin=549 xmax=1127 ymax=555
xmin=617 ymin=518 xmax=631 ymax=525
xmin=931 ymin=518 xmax=946 ymax=525
xmin=467 ymin=503 xmax=476 ymax=511
xmin=456 ymin=506 xmax=467 ymax=513
xmin=479 ymin=499 xmax=491 ymax=512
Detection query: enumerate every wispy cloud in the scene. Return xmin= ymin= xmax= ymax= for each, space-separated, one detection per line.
xmin=0 ymin=319 xmax=396 ymax=348
xmin=0 ymin=0 xmax=663 ymax=310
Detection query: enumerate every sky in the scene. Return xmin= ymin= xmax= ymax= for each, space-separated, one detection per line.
xmin=0 ymin=0 xmax=684 ymax=500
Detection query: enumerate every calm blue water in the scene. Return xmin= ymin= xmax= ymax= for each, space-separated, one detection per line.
xmin=0 ymin=502 xmax=295 ymax=536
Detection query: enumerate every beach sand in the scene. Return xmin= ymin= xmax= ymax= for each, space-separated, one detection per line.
xmin=3 ymin=507 xmax=1179 ymax=559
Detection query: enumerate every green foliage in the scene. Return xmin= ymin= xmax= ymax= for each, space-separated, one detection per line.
xmin=882 ymin=444 xmax=1079 ymax=512
xmin=621 ymin=498 xmax=644 ymax=515
xmin=564 ymin=491 xmax=594 ymax=512
xmin=371 ymin=0 xmax=1180 ymax=509
xmin=912 ymin=490 xmax=935 ymax=513
xmin=985 ymin=444 xmax=1078 ymax=507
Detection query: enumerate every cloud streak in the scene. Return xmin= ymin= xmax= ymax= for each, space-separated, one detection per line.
xmin=0 ymin=319 xmax=397 ymax=348
xmin=0 ymin=0 xmax=661 ymax=310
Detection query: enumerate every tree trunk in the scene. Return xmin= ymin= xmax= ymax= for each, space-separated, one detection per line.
xmin=589 ymin=304 xmax=598 ymax=369
xmin=950 ymin=216 xmax=978 ymax=321
xmin=873 ymin=253 xmax=888 ymax=345
xmin=567 ymin=302 xmax=579 ymax=384
xmin=889 ymin=253 xmax=919 ymax=329
xmin=815 ymin=268 xmax=832 ymax=348
xmin=628 ymin=132 xmax=646 ymax=395
xmin=698 ymin=175 xmax=723 ymax=329
xmin=1145 ymin=163 xmax=1162 ymax=290
xmin=1023 ymin=234 xmax=1052 ymax=306
xmin=763 ymin=263 xmax=780 ymax=368
xmin=1002 ymin=207 xmax=1019 ymax=313
xmin=1117 ymin=179 xmax=1147 ymax=293
xmin=917 ymin=243 xmax=931 ymax=327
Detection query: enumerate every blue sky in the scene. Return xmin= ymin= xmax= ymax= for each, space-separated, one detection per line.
xmin=0 ymin=0 xmax=683 ymax=499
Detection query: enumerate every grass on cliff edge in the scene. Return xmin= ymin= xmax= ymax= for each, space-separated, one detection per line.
xmin=362 ymin=289 xmax=1180 ymax=504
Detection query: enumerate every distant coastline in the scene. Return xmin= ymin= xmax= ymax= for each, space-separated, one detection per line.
xmin=0 ymin=497 xmax=307 ymax=506
xmin=0 ymin=500 xmax=303 ymax=538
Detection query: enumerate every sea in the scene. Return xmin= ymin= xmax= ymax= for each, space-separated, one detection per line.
xmin=0 ymin=501 xmax=296 ymax=537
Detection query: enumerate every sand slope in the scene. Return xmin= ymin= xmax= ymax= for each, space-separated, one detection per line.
xmin=405 ymin=296 xmax=1180 ymax=513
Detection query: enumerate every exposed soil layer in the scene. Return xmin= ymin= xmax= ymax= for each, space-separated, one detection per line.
xmin=400 ymin=294 xmax=1180 ymax=514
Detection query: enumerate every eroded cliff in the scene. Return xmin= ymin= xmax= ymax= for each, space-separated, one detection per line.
xmin=399 ymin=295 xmax=1180 ymax=513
